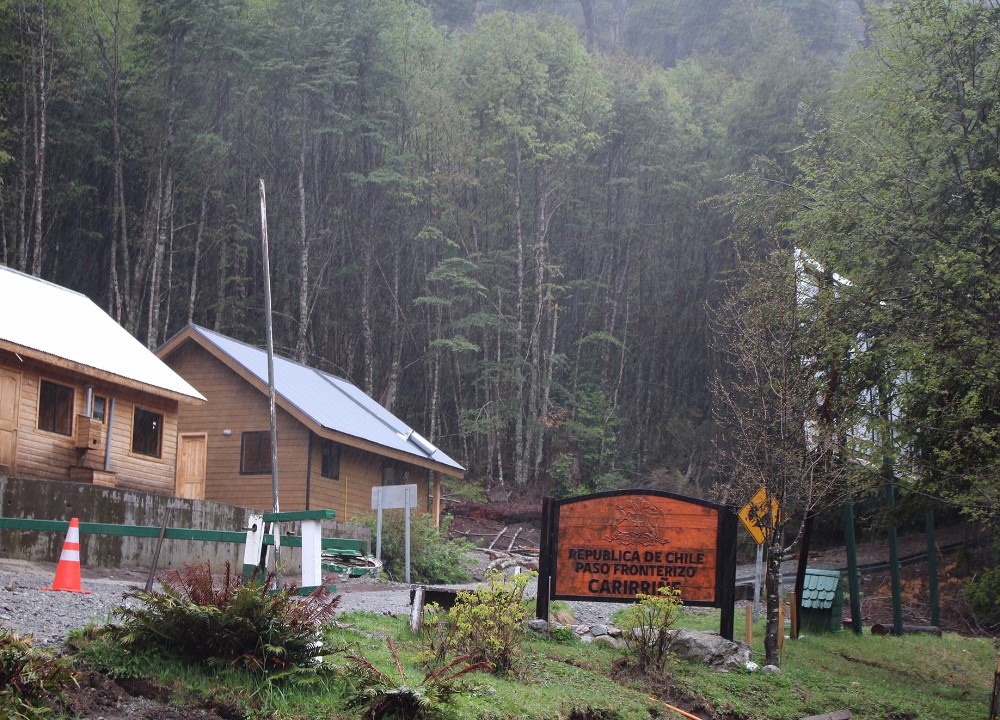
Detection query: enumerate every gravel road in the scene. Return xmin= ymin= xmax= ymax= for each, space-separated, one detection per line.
xmin=0 ymin=555 xmax=623 ymax=649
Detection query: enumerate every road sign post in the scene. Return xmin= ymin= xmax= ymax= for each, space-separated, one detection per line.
xmin=739 ymin=487 xmax=781 ymax=621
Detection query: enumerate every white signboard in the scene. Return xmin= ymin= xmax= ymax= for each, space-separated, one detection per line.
xmin=372 ymin=484 xmax=418 ymax=510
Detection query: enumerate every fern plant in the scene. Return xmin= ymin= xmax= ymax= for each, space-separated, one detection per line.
xmin=345 ymin=638 xmax=489 ymax=719
xmin=107 ymin=561 xmax=339 ymax=674
xmin=0 ymin=626 xmax=76 ymax=719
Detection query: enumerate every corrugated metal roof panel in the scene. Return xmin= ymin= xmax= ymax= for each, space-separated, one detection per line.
xmin=187 ymin=325 xmax=463 ymax=473
xmin=0 ymin=266 xmax=204 ymax=401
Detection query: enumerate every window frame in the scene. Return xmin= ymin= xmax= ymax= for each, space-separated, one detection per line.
xmin=131 ymin=406 xmax=163 ymax=459
xmin=320 ymin=438 xmax=340 ymax=480
xmin=240 ymin=431 xmax=272 ymax=475
xmin=37 ymin=379 xmax=74 ymax=436
xmin=91 ymin=395 xmax=107 ymax=423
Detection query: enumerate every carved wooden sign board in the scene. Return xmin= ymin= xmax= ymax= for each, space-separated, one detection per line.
xmin=537 ymin=490 xmax=738 ymax=640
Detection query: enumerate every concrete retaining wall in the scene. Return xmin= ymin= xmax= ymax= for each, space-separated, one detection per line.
xmin=0 ymin=476 xmax=370 ymax=578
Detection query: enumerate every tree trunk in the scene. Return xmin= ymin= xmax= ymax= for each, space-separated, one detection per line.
xmin=361 ymin=227 xmax=375 ymax=396
xmin=294 ymin=97 xmax=310 ymax=362
xmin=579 ymin=0 xmax=599 ymax=49
xmin=513 ymin=143 xmax=527 ymax=488
xmin=763 ymin=530 xmax=783 ymax=665
xmin=93 ymin=0 xmax=127 ymax=320
xmin=188 ymin=183 xmax=209 ymax=323
xmin=146 ymin=165 xmax=172 ymax=348
xmin=15 ymin=3 xmax=31 ymax=273
xmin=380 ymin=244 xmax=402 ymax=411
xmin=29 ymin=0 xmax=50 ymax=278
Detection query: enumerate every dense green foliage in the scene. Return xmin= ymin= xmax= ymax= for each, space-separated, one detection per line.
xmin=719 ymin=0 xmax=1000 ymax=529
xmin=0 ymin=0 xmax=862 ymax=496
xmin=361 ymin=511 xmax=475 ymax=584
xmin=104 ymin=562 xmax=339 ymax=674
xmin=0 ymin=627 xmax=75 ymax=720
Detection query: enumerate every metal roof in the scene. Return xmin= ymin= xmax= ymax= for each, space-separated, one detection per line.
xmin=0 ymin=265 xmax=205 ymax=401
xmin=176 ymin=324 xmax=463 ymax=474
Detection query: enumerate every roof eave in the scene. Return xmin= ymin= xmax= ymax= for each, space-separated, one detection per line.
xmin=1 ymin=339 xmax=206 ymax=404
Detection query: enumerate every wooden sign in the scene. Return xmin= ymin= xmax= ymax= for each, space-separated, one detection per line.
xmin=537 ymin=490 xmax=737 ymax=640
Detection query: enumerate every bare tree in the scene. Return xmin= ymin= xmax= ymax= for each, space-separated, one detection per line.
xmin=712 ymin=239 xmax=861 ymax=664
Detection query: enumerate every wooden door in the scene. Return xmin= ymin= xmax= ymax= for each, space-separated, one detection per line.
xmin=176 ymin=432 xmax=207 ymax=499
xmin=0 ymin=369 xmax=20 ymax=474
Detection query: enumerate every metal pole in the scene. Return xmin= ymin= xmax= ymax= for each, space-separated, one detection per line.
xmin=375 ymin=490 xmax=383 ymax=562
xmin=259 ymin=179 xmax=281 ymax=586
xmin=404 ymin=485 xmax=411 ymax=584
xmin=753 ymin=544 xmax=763 ymax=621
xmin=925 ymin=507 xmax=940 ymax=627
xmin=885 ymin=470 xmax=903 ymax=636
xmin=843 ymin=503 xmax=862 ymax=634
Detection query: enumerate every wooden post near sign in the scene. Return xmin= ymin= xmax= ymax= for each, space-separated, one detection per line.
xmin=537 ymin=490 xmax=738 ymax=640
xmin=372 ymin=484 xmax=418 ymax=583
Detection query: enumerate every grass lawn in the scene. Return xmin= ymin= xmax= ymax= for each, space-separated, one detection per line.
xmin=70 ymin=607 xmax=998 ymax=719
xmin=668 ymin=607 xmax=996 ymax=720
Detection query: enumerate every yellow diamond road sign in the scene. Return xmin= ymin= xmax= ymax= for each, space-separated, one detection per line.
xmin=738 ymin=487 xmax=780 ymax=546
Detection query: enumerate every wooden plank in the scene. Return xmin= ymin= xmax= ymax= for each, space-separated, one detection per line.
xmin=799 ymin=711 xmax=850 ymax=720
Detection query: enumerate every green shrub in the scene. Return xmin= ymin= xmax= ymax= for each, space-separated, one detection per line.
xmin=616 ymin=586 xmax=683 ymax=674
xmin=0 ymin=626 xmax=76 ymax=719
xmin=360 ymin=512 xmax=474 ymax=584
xmin=447 ymin=569 xmax=534 ymax=677
xmin=106 ymin=561 xmax=339 ymax=674
xmin=965 ymin=564 xmax=1000 ymax=630
xmin=345 ymin=637 xmax=489 ymax=719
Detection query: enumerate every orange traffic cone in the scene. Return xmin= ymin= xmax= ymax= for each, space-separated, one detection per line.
xmin=42 ymin=517 xmax=91 ymax=594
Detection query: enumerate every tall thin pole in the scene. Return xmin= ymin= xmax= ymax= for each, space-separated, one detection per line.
xmin=843 ymin=503 xmax=862 ymax=634
xmin=259 ymin=178 xmax=281 ymax=586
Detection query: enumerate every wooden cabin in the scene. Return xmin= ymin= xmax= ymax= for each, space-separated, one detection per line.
xmin=0 ymin=266 xmax=205 ymax=492
xmin=157 ymin=324 xmax=464 ymax=524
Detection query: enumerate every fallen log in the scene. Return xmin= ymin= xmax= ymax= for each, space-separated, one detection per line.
xmin=800 ymin=711 xmax=850 ymax=720
xmin=870 ymin=623 xmax=941 ymax=637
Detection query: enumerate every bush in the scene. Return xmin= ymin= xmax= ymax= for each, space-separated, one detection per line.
xmin=0 ymin=626 xmax=76 ymax=719
xmin=446 ymin=569 xmax=534 ymax=677
xmin=360 ymin=512 xmax=474 ymax=584
xmin=106 ymin=561 xmax=339 ymax=674
xmin=616 ymin=586 xmax=683 ymax=674
xmin=965 ymin=564 xmax=1000 ymax=630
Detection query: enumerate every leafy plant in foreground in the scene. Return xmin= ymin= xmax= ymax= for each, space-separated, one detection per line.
xmin=447 ymin=569 xmax=534 ymax=677
xmin=0 ymin=626 xmax=76 ymax=719
xmin=617 ymin=586 xmax=683 ymax=673
xmin=107 ymin=561 xmax=339 ymax=673
xmin=345 ymin=637 xmax=489 ymax=720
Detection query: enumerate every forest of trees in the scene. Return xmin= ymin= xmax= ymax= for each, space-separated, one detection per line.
xmin=0 ymin=0 xmax=995 ymax=541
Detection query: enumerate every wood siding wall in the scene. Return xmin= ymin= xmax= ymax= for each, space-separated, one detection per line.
xmin=165 ymin=343 xmax=430 ymax=520
xmin=0 ymin=350 xmax=179 ymax=494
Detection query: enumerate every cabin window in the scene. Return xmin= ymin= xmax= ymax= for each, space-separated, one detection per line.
xmin=91 ymin=395 xmax=107 ymax=422
xmin=131 ymin=407 xmax=163 ymax=458
xmin=320 ymin=439 xmax=340 ymax=480
xmin=382 ymin=463 xmax=406 ymax=486
xmin=38 ymin=380 xmax=74 ymax=436
xmin=241 ymin=431 xmax=272 ymax=474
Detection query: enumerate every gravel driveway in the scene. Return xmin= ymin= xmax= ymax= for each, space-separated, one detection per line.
xmin=0 ymin=555 xmax=623 ymax=649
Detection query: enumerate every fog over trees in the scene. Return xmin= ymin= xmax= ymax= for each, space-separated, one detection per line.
xmin=1 ymin=0 xmax=995 ymax=530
